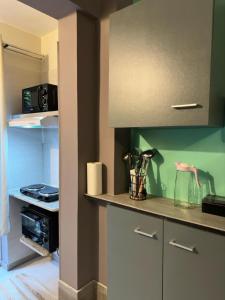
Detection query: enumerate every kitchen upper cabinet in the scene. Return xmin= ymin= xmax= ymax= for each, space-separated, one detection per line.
xmin=163 ymin=220 xmax=225 ymax=300
xmin=108 ymin=205 xmax=163 ymax=300
xmin=109 ymin=0 xmax=225 ymax=127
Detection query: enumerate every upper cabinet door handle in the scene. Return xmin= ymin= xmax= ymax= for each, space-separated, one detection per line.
xmin=171 ymin=103 xmax=199 ymax=109
xmin=169 ymin=239 xmax=196 ymax=253
xmin=134 ymin=227 xmax=157 ymax=239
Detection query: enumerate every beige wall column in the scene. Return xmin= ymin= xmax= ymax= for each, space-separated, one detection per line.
xmin=59 ymin=3 xmax=131 ymax=290
xmin=98 ymin=18 xmax=113 ymax=286
xmin=76 ymin=12 xmax=99 ymax=288
xmin=59 ymin=12 xmax=79 ymax=289
xmin=59 ymin=10 xmax=99 ymax=292
xmin=99 ymin=18 xmax=115 ymax=196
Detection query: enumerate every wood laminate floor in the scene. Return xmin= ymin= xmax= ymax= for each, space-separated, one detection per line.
xmin=0 ymin=256 xmax=59 ymax=300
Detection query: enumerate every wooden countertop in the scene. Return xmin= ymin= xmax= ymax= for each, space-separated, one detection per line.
xmin=86 ymin=193 xmax=225 ymax=234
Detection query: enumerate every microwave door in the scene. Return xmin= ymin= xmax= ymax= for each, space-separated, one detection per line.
xmin=22 ymin=87 xmax=40 ymax=113
xmin=21 ymin=212 xmax=38 ymax=223
xmin=32 ymin=87 xmax=41 ymax=112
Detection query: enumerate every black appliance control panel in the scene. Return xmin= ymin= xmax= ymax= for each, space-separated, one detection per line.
xmin=202 ymin=194 xmax=225 ymax=217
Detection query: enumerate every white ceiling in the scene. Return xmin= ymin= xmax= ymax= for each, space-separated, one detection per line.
xmin=0 ymin=0 xmax=58 ymax=37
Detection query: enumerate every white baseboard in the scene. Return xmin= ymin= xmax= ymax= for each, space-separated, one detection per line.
xmin=59 ymin=279 xmax=107 ymax=300
xmin=59 ymin=280 xmax=78 ymax=300
xmin=96 ymin=282 xmax=107 ymax=300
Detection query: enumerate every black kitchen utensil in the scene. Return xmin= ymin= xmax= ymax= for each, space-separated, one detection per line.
xmin=123 ymin=153 xmax=133 ymax=169
xmin=139 ymin=149 xmax=157 ymax=175
xmin=141 ymin=149 xmax=157 ymax=158
xmin=138 ymin=149 xmax=157 ymax=175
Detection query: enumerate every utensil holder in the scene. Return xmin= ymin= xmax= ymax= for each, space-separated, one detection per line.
xmin=130 ymin=174 xmax=147 ymax=201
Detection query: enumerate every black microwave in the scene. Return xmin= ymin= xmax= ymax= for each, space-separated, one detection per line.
xmin=22 ymin=83 xmax=58 ymax=114
xmin=21 ymin=205 xmax=59 ymax=253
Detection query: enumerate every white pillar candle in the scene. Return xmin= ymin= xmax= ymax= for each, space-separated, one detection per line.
xmin=87 ymin=162 xmax=102 ymax=196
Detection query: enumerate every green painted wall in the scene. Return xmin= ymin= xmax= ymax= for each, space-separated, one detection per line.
xmin=131 ymin=127 xmax=225 ymax=201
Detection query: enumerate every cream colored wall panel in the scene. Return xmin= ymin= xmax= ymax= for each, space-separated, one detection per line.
xmin=41 ymin=29 xmax=58 ymax=84
xmin=0 ymin=22 xmax=41 ymax=53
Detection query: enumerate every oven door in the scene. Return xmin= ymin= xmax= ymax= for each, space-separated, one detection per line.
xmin=21 ymin=211 xmax=42 ymax=239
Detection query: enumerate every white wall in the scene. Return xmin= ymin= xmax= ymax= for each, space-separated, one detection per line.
xmin=8 ymin=129 xmax=43 ymax=190
xmin=2 ymin=23 xmax=59 ymax=191
xmin=42 ymin=128 xmax=59 ymax=187
xmin=1 ymin=24 xmax=43 ymax=267
xmin=41 ymin=30 xmax=59 ymax=187
xmin=0 ymin=22 xmax=58 ymax=87
xmin=4 ymin=52 xmax=42 ymax=115
xmin=41 ymin=29 xmax=58 ymax=85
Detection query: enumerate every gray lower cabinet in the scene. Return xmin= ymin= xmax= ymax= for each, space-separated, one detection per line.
xmin=108 ymin=205 xmax=225 ymax=300
xmin=108 ymin=205 xmax=163 ymax=300
xmin=163 ymin=220 xmax=225 ymax=300
xmin=109 ymin=0 xmax=225 ymax=127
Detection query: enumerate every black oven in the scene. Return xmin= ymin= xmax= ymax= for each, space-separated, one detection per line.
xmin=21 ymin=205 xmax=59 ymax=253
xmin=22 ymin=83 xmax=58 ymax=114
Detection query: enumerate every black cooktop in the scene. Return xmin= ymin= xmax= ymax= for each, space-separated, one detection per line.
xmin=20 ymin=184 xmax=59 ymax=202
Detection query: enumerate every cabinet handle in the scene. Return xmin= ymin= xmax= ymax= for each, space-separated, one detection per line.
xmin=169 ymin=240 xmax=196 ymax=253
xmin=171 ymin=103 xmax=199 ymax=109
xmin=134 ymin=227 xmax=157 ymax=239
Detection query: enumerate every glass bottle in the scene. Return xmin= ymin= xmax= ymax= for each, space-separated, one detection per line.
xmin=174 ymin=162 xmax=201 ymax=208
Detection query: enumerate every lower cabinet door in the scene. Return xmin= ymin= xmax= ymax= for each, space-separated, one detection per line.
xmin=163 ymin=220 xmax=225 ymax=300
xmin=108 ymin=205 xmax=163 ymax=300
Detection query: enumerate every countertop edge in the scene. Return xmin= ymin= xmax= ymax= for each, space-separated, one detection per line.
xmin=85 ymin=193 xmax=225 ymax=234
